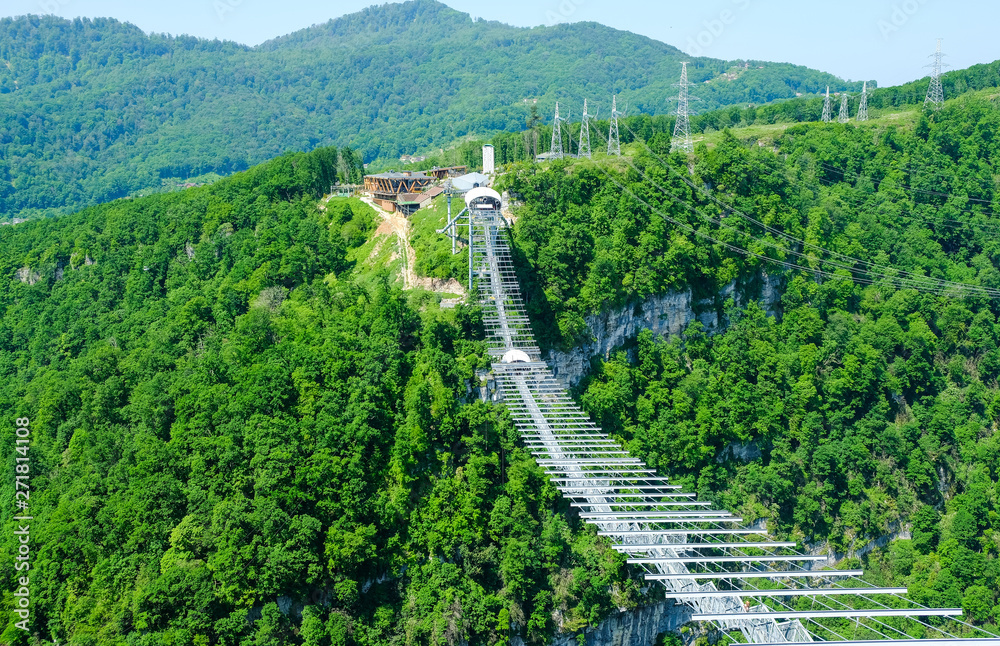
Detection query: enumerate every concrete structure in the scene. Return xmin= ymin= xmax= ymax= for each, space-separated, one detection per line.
xmin=535 ymin=151 xmax=563 ymax=163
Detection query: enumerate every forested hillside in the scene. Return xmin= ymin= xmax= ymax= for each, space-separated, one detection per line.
xmin=377 ymin=58 xmax=1000 ymax=176
xmin=496 ymin=93 xmax=1000 ymax=626
xmin=0 ymin=0 xmax=855 ymax=221
xmin=8 ymin=59 xmax=1000 ymax=642
xmin=0 ymin=148 xmax=639 ymax=644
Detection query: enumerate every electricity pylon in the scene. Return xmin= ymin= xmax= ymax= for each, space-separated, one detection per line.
xmin=579 ymin=99 xmax=593 ymax=159
xmin=550 ymin=102 xmax=565 ymax=159
xmin=608 ymin=94 xmax=623 ymax=156
xmin=838 ymin=93 xmax=850 ymax=123
xmin=821 ymin=86 xmax=832 ymax=123
xmin=671 ymin=62 xmax=694 ymax=154
xmin=857 ymin=81 xmax=869 ymax=122
xmin=925 ymin=38 xmax=945 ymax=109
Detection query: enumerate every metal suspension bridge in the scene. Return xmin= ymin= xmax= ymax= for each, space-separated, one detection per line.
xmin=457 ymin=186 xmax=1000 ymax=646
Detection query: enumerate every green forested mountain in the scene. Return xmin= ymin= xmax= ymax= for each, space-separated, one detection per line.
xmin=0 ymin=0 xmax=856 ymax=221
xmin=0 ymin=147 xmax=638 ymax=645
xmin=497 ymin=94 xmax=1000 ymax=627
xmin=7 ymin=74 xmax=1000 ymax=643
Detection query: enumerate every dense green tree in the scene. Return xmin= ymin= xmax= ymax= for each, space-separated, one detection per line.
xmin=0 ymin=145 xmax=638 ymax=644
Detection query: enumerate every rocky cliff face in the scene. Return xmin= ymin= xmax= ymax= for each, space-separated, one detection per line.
xmin=511 ymin=600 xmax=691 ymax=646
xmin=503 ymin=275 xmax=782 ymax=646
xmin=544 ymin=274 xmax=782 ymax=387
xmin=802 ymin=522 xmax=912 ymax=570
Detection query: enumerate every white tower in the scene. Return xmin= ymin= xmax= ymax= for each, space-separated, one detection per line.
xmin=671 ymin=62 xmax=694 ymax=154
xmin=821 ymin=86 xmax=832 ymax=123
xmin=608 ymin=94 xmax=622 ymax=156
xmin=579 ymin=99 xmax=593 ymax=159
xmin=550 ymin=103 xmax=564 ymax=159
xmin=482 ymin=144 xmax=495 ymax=174
xmin=838 ymin=93 xmax=850 ymax=123
xmin=925 ymin=39 xmax=945 ymax=108
xmin=857 ymin=81 xmax=869 ymax=122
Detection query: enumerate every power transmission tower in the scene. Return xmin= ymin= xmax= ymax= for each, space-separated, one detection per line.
xmin=821 ymin=86 xmax=832 ymax=123
xmin=857 ymin=81 xmax=869 ymax=122
xmin=567 ymin=108 xmax=573 ymax=156
xmin=550 ymin=102 xmax=565 ymax=159
xmin=579 ymin=99 xmax=593 ymax=159
xmin=925 ymin=38 xmax=945 ymax=109
xmin=608 ymin=94 xmax=622 ymax=156
xmin=671 ymin=62 xmax=694 ymax=154
xmin=838 ymin=93 xmax=850 ymax=123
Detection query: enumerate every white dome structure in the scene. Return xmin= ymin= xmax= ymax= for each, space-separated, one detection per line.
xmin=501 ymin=349 xmax=532 ymax=364
xmin=465 ymin=187 xmax=502 ymax=210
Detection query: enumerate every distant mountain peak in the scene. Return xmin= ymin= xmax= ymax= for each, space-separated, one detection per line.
xmin=0 ymin=0 xmax=862 ymax=220
xmin=258 ymin=0 xmax=473 ymax=50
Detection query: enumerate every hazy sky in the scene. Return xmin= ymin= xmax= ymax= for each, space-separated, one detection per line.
xmin=4 ymin=0 xmax=998 ymax=87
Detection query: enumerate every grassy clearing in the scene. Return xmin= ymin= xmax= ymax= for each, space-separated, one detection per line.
xmin=694 ymin=105 xmax=923 ymax=149
xmin=326 ymin=197 xmax=406 ymax=290
xmin=410 ymin=194 xmax=468 ymax=283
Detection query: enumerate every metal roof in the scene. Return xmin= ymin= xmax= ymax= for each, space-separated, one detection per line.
xmin=452 ymin=172 xmax=491 ymax=191
xmin=396 ymin=192 xmax=431 ymax=205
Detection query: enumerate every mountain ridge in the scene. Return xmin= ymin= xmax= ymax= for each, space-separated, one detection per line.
xmin=0 ymin=0 xmax=859 ymax=221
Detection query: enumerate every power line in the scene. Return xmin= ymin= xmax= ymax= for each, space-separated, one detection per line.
xmin=815 ymin=162 xmax=997 ymax=209
xmin=799 ymin=160 xmax=1000 ymax=231
xmin=814 ymin=176 xmax=1000 ymax=236
xmin=671 ymin=62 xmax=694 ymax=154
xmin=592 ymin=136 xmax=983 ymax=298
xmin=606 ymin=122 xmax=1000 ymax=298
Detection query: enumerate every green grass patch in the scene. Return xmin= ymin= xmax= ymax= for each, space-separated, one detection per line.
xmin=328 ymin=197 xmax=405 ymax=289
xmin=410 ymin=195 xmax=468 ymax=284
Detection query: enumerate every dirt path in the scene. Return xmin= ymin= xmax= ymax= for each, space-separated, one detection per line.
xmin=360 ymin=196 xmax=464 ymax=295
xmin=360 ymin=196 xmax=417 ymax=289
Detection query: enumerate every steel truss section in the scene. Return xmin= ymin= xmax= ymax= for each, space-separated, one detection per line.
xmin=468 ymin=204 xmax=986 ymax=644
xmin=617 ymin=542 xmax=797 ymax=550
xmin=667 ymin=588 xmax=909 ymax=599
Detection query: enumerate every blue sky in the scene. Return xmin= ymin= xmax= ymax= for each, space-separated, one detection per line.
xmin=4 ymin=0 xmax=998 ymax=86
